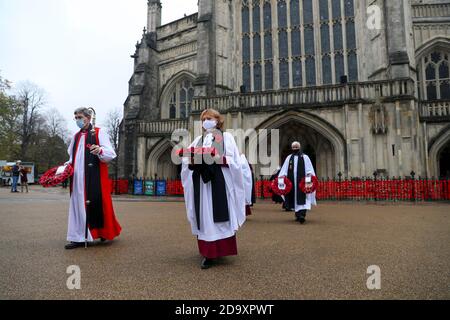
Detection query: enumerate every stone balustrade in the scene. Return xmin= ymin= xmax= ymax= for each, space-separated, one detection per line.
xmin=138 ymin=119 xmax=188 ymax=135
xmin=412 ymin=3 xmax=450 ymax=19
xmin=420 ymin=100 xmax=450 ymax=120
xmin=192 ymin=78 xmax=416 ymax=113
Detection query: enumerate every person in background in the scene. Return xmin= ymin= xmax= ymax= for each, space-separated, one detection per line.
xmin=269 ymin=167 xmax=285 ymax=206
xmin=278 ymin=141 xmax=317 ymax=224
xmin=19 ymin=164 xmax=29 ymax=193
xmin=11 ymin=160 xmax=21 ymax=193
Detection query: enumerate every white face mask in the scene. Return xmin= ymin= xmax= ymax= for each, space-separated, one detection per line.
xmin=76 ymin=119 xmax=86 ymax=129
xmin=203 ymin=119 xmax=217 ymax=130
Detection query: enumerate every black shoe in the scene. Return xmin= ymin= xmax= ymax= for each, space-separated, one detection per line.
xmin=64 ymin=242 xmax=85 ymax=250
xmin=100 ymin=238 xmax=106 ymax=242
xmin=201 ymin=258 xmax=214 ymax=269
xmin=299 ymin=217 xmax=306 ymax=224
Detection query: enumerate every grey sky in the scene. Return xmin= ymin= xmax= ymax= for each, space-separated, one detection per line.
xmin=0 ymin=0 xmax=198 ymax=134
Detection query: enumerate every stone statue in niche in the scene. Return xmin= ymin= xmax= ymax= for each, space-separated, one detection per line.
xmin=369 ymin=90 xmax=388 ymax=135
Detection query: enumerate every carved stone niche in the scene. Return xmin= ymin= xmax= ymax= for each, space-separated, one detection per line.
xmin=369 ymin=103 xmax=389 ymax=135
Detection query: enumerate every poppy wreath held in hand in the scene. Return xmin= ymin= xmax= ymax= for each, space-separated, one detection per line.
xmin=176 ymin=147 xmax=218 ymax=157
xmin=299 ymin=175 xmax=319 ymax=194
xmin=39 ymin=164 xmax=74 ymax=188
xmin=271 ymin=176 xmax=293 ymax=196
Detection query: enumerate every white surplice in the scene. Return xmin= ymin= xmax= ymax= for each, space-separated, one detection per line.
xmin=279 ymin=154 xmax=317 ymax=211
xmin=181 ymin=132 xmax=246 ymax=242
xmin=240 ymin=154 xmax=253 ymax=206
xmin=66 ymin=128 xmax=116 ymax=242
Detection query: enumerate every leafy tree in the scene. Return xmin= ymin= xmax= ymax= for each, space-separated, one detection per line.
xmin=0 ymin=73 xmax=21 ymax=160
xmin=0 ymin=73 xmax=70 ymax=175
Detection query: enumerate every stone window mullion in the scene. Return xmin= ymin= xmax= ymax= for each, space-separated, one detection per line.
xmin=436 ymin=62 xmax=441 ymax=99
xmin=312 ymin=0 xmax=322 ymax=85
xmin=329 ymin=0 xmax=336 ymax=84
xmin=273 ymin=0 xmax=280 ymax=89
xmin=300 ymin=0 xmax=306 ymax=87
xmin=287 ymin=0 xmax=293 ymax=88
xmin=237 ymin=1 xmax=242 ymax=90
xmin=341 ymin=0 xmax=348 ymax=82
xmin=250 ymin=2 xmax=254 ymax=92
xmin=260 ymin=1 xmax=266 ymax=90
xmin=420 ymin=58 xmax=427 ymax=100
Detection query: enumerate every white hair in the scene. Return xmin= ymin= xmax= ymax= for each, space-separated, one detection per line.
xmin=74 ymin=107 xmax=92 ymax=118
xmin=291 ymin=141 xmax=301 ymax=150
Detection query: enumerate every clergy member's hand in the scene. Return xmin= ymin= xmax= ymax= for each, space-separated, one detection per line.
xmin=90 ymin=144 xmax=101 ymax=156
xmin=305 ymin=175 xmax=313 ymax=188
xmin=213 ymin=153 xmax=222 ymax=164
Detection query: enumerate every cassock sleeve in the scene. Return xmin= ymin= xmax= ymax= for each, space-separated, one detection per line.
xmin=304 ymin=154 xmax=318 ymax=206
xmin=181 ymin=136 xmax=201 ymax=228
xmin=97 ymin=128 xmax=117 ymax=163
xmin=303 ymin=154 xmax=316 ymax=176
xmin=224 ymin=132 xmax=246 ymax=227
xmin=66 ymin=134 xmax=76 ymax=165
xmin=240 ymin=154 xmax=253 ymax=205
xmin=278 ymin=155 xmax=291 ymax=178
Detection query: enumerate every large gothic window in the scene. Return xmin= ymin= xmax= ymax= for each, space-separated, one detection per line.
xmin=241 ymin=0 xmax=358 ymax=91
xmin=418 ymin=51 xmax=450 ymax=101
xmin=167 ymin=80 xmax=194 ymax=119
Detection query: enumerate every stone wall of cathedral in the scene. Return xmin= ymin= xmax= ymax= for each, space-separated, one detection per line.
xmin=120 ymin=0 xmax=450 ymax=180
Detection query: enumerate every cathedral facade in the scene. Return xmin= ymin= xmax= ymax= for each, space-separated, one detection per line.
xmin=119 ymin=0 xmax=450 ymax=180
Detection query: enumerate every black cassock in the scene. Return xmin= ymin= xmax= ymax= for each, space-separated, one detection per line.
xmin=283 ymin=152 xmax=306 ymax=210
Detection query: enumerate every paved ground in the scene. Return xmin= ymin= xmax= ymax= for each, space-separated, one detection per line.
xmin=0 ymin=185 xmax=449 ymax=300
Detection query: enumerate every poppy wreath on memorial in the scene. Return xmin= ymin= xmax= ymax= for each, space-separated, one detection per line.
xmin=299 ymin=175 xmax=319 ymax=194
xmin=39 ymin=164 xmax=74 ymax=188
xmin=271 ymin=176 xmax=293 ymax=196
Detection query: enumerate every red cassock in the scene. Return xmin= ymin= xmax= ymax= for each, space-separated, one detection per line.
xmin=69 ymin=127 xmax=121 ymax=242
xmin=198 ymin=236 xmax=238 ymax=259
xmin=89 ymin=156 xmax=122 ymax=240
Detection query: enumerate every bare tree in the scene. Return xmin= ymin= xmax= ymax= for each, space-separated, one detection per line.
xmin=16 ymin=82 xmax=47 ymax=160
xmin=105 ymin=108 xmax=121 ymax=153
xmin=45 ymin=108 xmax=68 ymax=140
xmin=104 ymin=108 xmax=122 ymax=192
